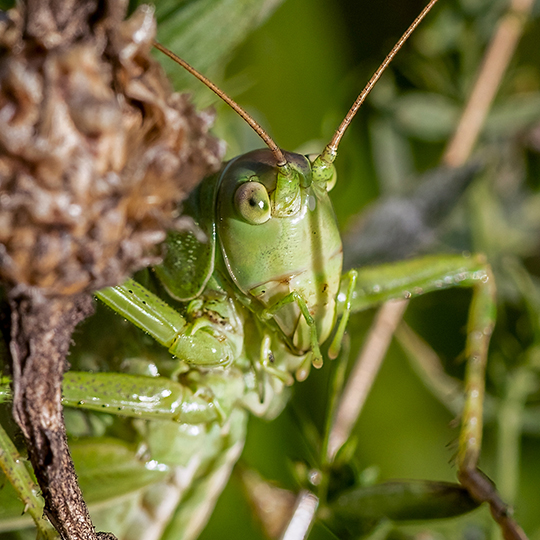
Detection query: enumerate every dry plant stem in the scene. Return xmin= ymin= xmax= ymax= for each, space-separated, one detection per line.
xmin=238 ymin=467 xmax=298 ymax=539
xmin=326 ymin=299 xmax=408 ymax=462
xmin=279 ymin=491 xmax=319 ymax=540
xmin=1 ymin=0 xmax=222 ymax=537
xmin=9 ymin=291 xmax=115 ymax=540
xmin=443 ymin=0 xmax=535 ymax=167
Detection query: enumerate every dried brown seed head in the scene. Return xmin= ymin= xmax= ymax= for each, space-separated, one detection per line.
xmin=0 ymin=4 xmax=224 ymax=296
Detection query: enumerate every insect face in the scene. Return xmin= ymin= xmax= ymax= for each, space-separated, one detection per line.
xmin=217 ymin=149 xmax=342 ymax=352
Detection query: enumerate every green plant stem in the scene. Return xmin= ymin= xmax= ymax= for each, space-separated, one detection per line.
xmin=0 ymin=422 xmax=57 ymax=539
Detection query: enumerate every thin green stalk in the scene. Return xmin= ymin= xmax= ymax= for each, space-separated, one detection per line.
xmin=319 ymin=334 xmax=350 ymax=506
xmin=0 ymin=422 xmax=57 ymax=539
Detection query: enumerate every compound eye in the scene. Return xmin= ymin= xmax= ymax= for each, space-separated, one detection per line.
xmin=234 ymin=181 xmax=271 ymax=224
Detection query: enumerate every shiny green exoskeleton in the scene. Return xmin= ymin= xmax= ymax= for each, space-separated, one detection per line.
xmin=216 ymin=150 xmax=342 ymax=354
xmin=0 ymin=1 xmax=530 ymax=539
xmin=156 ymin=148 xmax=343 ymax=375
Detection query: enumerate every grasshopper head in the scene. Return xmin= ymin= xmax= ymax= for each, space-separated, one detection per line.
xmin=216 ymin=149 xmax=342 ymax=352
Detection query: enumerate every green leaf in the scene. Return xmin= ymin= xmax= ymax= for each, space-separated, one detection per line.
xmin=71 ymin=438 xmax=168 ymax=504
xmin=485 ymin=94 xmax=540 ymax=136
xmin=392 ymin=92 xmax=460 ymax=141
xmin=151 ymin=0 xmax=285 ymax=95
xmin=323 ymin=480 xmax=480 ymax=538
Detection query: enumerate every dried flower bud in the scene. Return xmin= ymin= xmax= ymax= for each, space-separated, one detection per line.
xmin=0 ymin=5 xmax=225 ymax=296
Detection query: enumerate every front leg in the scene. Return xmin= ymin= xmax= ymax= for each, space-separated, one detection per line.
xmin=261 ymin=291 xmax=323 ymax=368
xmin=97 ymin=279 xmax=234 ymax=367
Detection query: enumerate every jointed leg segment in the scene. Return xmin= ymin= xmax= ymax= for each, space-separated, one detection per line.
xmin=261 ymin=291 xmax=323 ymax=367
xmin=338 ymin=253 xmax=526 ymax=540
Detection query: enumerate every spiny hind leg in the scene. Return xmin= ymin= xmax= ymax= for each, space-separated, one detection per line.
xmin=342 ymin=254 xmax=527 ymax=539
xmin=457 ymin=271 xmax=527 ymax=540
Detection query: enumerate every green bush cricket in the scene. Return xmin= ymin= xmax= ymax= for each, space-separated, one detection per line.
xmin=0 ymin=0 xmax=534 ymax=539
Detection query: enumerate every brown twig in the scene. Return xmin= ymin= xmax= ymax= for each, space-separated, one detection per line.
xmin=443 ymin=0 xmax=535 ymax=167
xmin=326 ymin=299 xmax=408 ymax=462
xmin=9 ymin=291 xmax=104 ymax=539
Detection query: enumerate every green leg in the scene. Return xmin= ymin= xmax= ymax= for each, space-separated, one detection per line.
xmin=328 ymin=269 xmax=357 ymax=359
xmin=456 ymin=268 xmax=527 ymax=540
xmin=97 ymin=279 xmax=233 ymax=367
xmin=261 ymin=291 xmax=323 ymax=367
xmin=96 ymin=278 xmax=187 ymax=349
xmin=339 ymin=253 xmax=492 ymax=314
xmin=337 ymin=253 xmax=524 ymax=540
xmin=1 ymin=371 xmax=232 ymax=425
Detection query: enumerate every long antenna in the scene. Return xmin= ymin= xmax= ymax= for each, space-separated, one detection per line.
xmin=325 ymin=0 xmax=439 ymax=157
xmin=153 ymin=41 xmax=288 ymax=167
